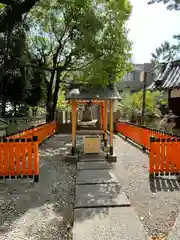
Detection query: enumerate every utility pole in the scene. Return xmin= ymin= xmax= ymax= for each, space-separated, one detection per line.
xmin=141 ymin=71 xmax=147 ymax=125
xmin=139 ymin=63 xmax=161 ymax=125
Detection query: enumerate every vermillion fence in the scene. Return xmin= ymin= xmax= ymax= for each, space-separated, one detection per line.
xmin=115 ymin=121 xmax=174 ymax=151
xmin=149 ymin=137 xmax=180 ymax=176
xmin=0 ymin=136 xmax=39 ymax=182
xmin=115 ymin=121 xmax=180 ymax=176
xmin=0 ymin=121 xmax=57 ymax=182
xmin=8 ymin=121 xmax=57 ymax=144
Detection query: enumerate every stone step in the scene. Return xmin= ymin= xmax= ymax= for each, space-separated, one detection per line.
xmin=77 ymin=161 xmax=112 ymax=170
xmin=73 ymin=207 xmax=150 ymax=240
xmin=75 ymin=183 xmax=128 ymax=208
xmin=79 ymin=152 xmax=106 ymax=162
xmin=76 ymin=169 xmax=118 ymax=185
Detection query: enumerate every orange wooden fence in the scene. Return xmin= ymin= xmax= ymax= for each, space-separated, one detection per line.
xmin=115 ymin=121 xmax=180 ymax=176
xmin=0 ymin=136 xmax=39 ymax=181
xmin=0 ymin=121 xmax=57 ymax=181
xmin=115 ymin=121 xmax=174 ymax=151
xmin=149 ymin=137 xmax=180 ymax=176
xmin=8 ymin=121 xmax=57 ymax=144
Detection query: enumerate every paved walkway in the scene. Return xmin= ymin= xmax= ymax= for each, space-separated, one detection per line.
xmin=72 ymin=137 xmax=150 ymax=240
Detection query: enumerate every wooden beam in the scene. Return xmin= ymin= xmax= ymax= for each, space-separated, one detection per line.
xmin=71 ymin=101 xmax=77 ymax=155
xmin=100 ymin=102 xmax=104 ymax=134
xmin=109 ymin=100 xmax=113 ymax=155
xmin=104 ymin=100 xmax=108 ymax=147
xmin=75 ymin=100 xmax=109 ymax=104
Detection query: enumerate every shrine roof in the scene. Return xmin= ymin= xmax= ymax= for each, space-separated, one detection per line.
xmin=65 ymin=83 xmax=121 ymax=100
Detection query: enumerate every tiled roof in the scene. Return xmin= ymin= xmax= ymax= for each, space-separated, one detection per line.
xmin=148 ymin=60 xmax=180 ymax=90
xmin=65 ymin=83 xmax=121 ymax=100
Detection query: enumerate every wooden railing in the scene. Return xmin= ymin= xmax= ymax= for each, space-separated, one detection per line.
xmin=8 ymin=121 xmax=57 ymax=144
xmin=115 ymin=121 xmax=180 ymax=176
xmin=0 ymin=136 xmax=39 ymax=181
xmin=149 ymin=137 xmax=180 ymax=176
xmin=0 ymin=121 xmax=57 ymax=182
xmin=115 ymin=121 xmax=174 ymax=151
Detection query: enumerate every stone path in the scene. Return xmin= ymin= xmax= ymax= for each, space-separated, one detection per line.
xmin=73 ymin=151 xmax=150 ymax=240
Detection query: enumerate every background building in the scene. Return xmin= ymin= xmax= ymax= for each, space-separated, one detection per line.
xmin=115 ymin=63 xmax=154 ymax=93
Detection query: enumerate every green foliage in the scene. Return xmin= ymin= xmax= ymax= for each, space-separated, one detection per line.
xmin=76 ymin=0 xmax=133 ymax=86
xmin=0 ymin=3 xmax=5 ymax=8
xmin=57 ymin=90 xmax=71 ymax=111
xmin=151 ymin=41 xmax=180 ymax=65
xmin=118 ymin=90 xmax=167 ymax=121
xmin=27 ymin=0 xmax=133 ymax=121
xmin=148 ymin=0 xmax=180 ymax=10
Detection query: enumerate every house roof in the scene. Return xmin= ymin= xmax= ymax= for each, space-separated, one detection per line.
xmin=65 ymin=83 xmax=121 ymax=100
xmin=148 ymin=60 xmax=180 ymax=91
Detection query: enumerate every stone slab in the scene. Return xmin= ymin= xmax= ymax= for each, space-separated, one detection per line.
xmin=73 ymin=207 xmax=150 ymax=240
xmin=79 ymin=153 xmax=106 ymax=162
xmin=66 ymin=154 xmax=78 ymax=163
xmin=77 ymin=161 xmax=112 ymax=170
xmin=107 ymin=155 xmax=117 ymax=163
xmin=76 ymin=169 xmax=118 ymax=184
xmin=75 ymin=183 xmax=130 ymax=208
xmin=80 ymin=157 xmax=106 ymax=162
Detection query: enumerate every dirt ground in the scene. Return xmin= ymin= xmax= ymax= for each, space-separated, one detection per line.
xmin=0 ymin=133 xmax=179 ymax=240
xmin=0 ymin=134 xmax=76 ymax=240
xmin=113 ymin=134 xmax=180 ymax=239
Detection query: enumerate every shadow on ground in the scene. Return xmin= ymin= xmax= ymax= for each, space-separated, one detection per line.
xmin=74 ymin=182 xmax=123 ymax=222
xmin=0 ymin=134 xmax=76 ymax=240
xmin=149 ymin=176 xmax=180 ymax=192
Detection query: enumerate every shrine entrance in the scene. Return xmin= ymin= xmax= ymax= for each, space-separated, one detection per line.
xmin=65 ymin=83 xmax=121 ymax=162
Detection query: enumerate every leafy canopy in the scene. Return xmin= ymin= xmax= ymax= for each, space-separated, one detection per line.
xmin=151 ymin=40 xmax=180 ymax=64
xmin=148 ymin=0 xmax=180 ymax=10
xmin=28 ymin=0 xmax=133 ymax=86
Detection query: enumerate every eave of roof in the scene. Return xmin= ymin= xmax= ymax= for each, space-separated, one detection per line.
xmin=148 ymin=60 xmax=180 ymax=91
xmin=65 ymin=86 xmax=121 ymax=100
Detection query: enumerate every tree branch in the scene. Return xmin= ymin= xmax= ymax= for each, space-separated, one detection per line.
xmin=0 ymin=0 xmax=40 ymax=32
xmin=0 ymin=0 xmax=15 ymax=5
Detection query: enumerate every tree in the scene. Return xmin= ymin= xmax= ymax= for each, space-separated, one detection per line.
xmin=0 ymin=0 xmax=40 ymax=32
xmin=151 ymin=41 xmax=180 ymax=65
xmin=117 ymin=90 xmax=167 ymax=124
xmin=0 ymin=18 xmax=47 ymax=116
xmin=28 ymin=0 xmax=133 ymax=121
xmin=148 ymin=0 xmax=180 ymax=10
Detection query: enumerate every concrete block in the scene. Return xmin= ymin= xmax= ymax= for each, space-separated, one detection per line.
xmin=76 ymin=169 xmax=118 ymax=184
xmin=77 ymin=161 xmax=111 ymax=170
xmin=107 ymin=155 xmax=117 ymax=163
xmin=75 ymin=183 xmax=130 ymax=208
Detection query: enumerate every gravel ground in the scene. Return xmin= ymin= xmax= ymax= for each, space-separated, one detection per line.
xmin=0 ymin=134 xmax=76 ymax=240
xmin=113 ymin=134 xmax=180 ymax=239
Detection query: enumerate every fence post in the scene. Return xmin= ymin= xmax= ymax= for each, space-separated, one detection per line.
xmin=33 ymin=136 xmax=39 ymax=182
xmin=149 ymin=136 xmax=156 ymax=177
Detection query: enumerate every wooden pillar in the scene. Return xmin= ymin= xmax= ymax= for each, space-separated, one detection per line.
xmin=71 ymin=100 xmax=77 ymax=155
xmin=100 ymin=103 xmax=104 ymax=133
xmin=104 ymin=100 xmax=108 ymax=147
xmin=109 ymin=100 xmax=113 ymax=155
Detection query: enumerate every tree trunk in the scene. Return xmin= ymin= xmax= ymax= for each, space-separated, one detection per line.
xmin=1 ymin=99 xmax=6 ymax=117
xmin=46 ymin=70 xmax=56 ymax=122
xmin=46 ymin=71 xmax=61 ymax=122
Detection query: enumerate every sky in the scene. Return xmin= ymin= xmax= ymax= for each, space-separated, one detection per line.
xmin=127 ymin=0 xmax=180 ymax=64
